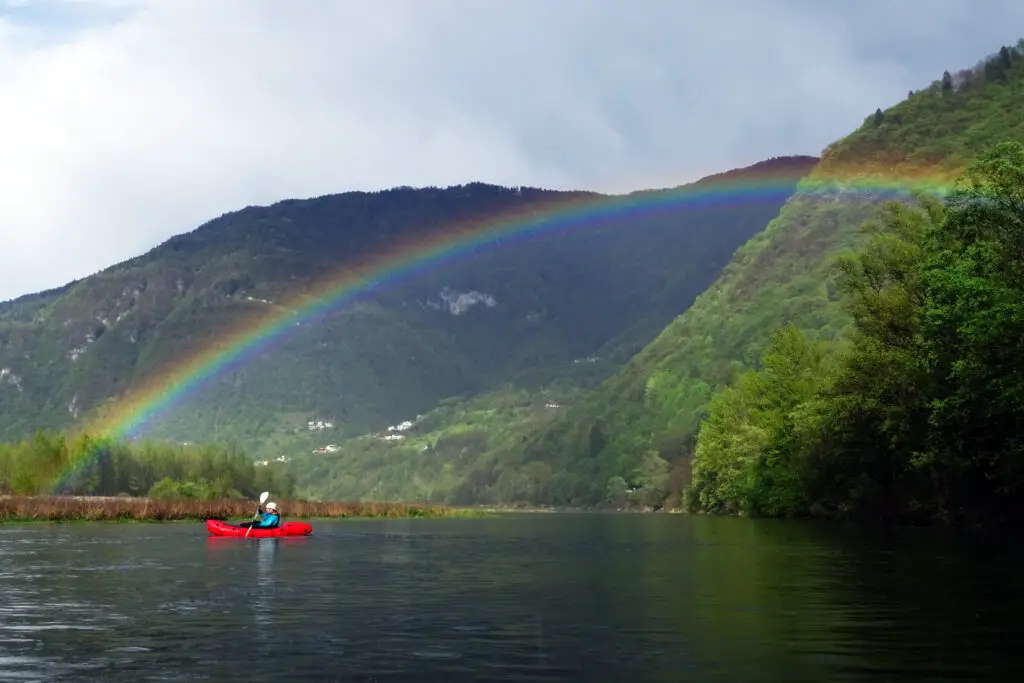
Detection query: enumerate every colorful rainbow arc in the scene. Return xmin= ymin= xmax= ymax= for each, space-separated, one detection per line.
xmin=51 ymin=163 xmax=958 ymax=489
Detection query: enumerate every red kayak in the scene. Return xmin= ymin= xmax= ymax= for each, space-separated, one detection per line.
xmin=205 ymin=519 xmax=313 ymax=538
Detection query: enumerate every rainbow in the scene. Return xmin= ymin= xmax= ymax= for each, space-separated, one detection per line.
xmin=51 ymin=159 xmax=959 ymax=489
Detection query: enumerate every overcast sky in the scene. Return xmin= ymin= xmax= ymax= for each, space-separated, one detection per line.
xmin=1 ymin=0 xmax=1022 ymax=301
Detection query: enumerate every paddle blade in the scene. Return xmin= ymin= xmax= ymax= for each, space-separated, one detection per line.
xmin=259 ymin=491 xmax=270 ymax=504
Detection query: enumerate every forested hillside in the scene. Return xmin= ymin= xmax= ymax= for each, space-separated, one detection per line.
xmin=0 ymin=158 xmax=813 ymax=464
xmin=691 ymin=140 xmax=1024 ymax=525
xmin=511 ymin=41 xmax=1024 ymax=511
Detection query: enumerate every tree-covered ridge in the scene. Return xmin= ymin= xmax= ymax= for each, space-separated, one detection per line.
xmin=291 ymin=386 xmax=579 ymax=504
xmin=516 ymin=41 xmax=1024 ymax=508
xmin=289 ymin=379 xmax=682 ymax=507
xmin=0 ymin=158 xmax=815 ymax=459
xmin=692 ymin=141 xmax=1024 ymax=525
xmin=832 ymin=40 xmax=1024 ymax=171
xmin=288 ymin=355 xmax=732 ymax=507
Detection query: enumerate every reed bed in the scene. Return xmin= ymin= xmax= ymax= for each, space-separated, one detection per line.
xmin=0 ymin=495 xmax=456 ymax=522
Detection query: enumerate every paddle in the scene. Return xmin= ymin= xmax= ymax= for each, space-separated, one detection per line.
xmin=245 ymin=491 xmax=270 ymax=538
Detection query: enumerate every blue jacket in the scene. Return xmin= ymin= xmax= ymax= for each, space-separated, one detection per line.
xmin=254 ymin=507 xmax=280 ymax=528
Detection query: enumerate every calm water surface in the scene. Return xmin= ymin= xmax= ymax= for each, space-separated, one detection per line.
xmin=1 ymin=514 xmax=1023 ymax=682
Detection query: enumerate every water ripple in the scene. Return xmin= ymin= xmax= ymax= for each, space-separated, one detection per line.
xmin=0 ymin=517 xmax=1022 ymax=682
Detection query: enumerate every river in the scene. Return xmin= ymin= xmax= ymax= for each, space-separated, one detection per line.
xmin=1 ymin=514 xmax=1022 ymax=681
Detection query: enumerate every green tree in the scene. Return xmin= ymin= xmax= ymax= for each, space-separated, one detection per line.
xmin=821 ymin=196 xmax=941 ymax=520
xmin=605 ymin=475 xmax=629 ymax=506
xmin=919 ymin=141 xmax=1024 ymax=522
xmin=691 ymin=324 xmax=833 ymax=516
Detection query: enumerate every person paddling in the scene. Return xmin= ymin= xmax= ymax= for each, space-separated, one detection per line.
xmin=239 ymin=501 xmax=280 ymax=530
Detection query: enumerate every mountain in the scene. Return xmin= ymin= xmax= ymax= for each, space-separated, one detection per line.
xmin=0 ymin=157 xmax=815 ymax=461
xmin=513 ymin=40 xmax=1024 ymax=508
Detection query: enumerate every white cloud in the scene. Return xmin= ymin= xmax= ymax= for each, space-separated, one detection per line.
xmin=1 ymin=0 xmax=1023 ymax=300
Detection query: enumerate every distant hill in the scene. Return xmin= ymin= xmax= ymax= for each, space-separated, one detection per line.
xmin=0 ymin=157 xmax=815 ymax=467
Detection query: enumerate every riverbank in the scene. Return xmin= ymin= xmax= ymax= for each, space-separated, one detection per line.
xmin=0 ymin=495 xmax=468 ymax=522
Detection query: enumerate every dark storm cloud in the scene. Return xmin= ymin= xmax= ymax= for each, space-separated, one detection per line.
xmin=0 ymin=0 xmax=1020 ymax=299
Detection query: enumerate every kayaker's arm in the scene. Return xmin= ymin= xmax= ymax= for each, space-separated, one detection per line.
xmin=249 ymin=510 xmax=281 ymax=528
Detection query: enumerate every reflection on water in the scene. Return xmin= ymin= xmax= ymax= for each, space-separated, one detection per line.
xmin=1 ymin=516 xmax=1023 ymax=681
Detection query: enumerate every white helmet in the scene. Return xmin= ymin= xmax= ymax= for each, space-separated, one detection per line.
xmin=266 ymin=501 xmax=278 ymax=512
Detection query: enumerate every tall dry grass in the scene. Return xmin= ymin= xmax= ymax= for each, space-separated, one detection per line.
xmin=0 ymin=495 xmax=452 ymax=522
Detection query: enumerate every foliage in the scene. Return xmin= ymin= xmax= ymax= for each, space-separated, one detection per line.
xmin=292 ymin=384 xmax=590 ymax=506
xmin=690 ymin=324 xmax=837 ymax=516
xmin=690 ymin=141 xmax=1024 ymax=525
xmin=291 ymin=375 xmax=692 ymax=508
xmin=0 ymin=432 xmax=294 ymax=500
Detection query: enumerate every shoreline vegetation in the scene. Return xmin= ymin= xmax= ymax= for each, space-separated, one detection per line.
xmin=0 ymin=495 xmax=677 ymax=523
xmin=0 ymin=495 xmax=462 ymax=523
xmin=687 ymin=140 xmax=1024 ymax=527
xmin=0 ymin=433 xmax=297 ymax=502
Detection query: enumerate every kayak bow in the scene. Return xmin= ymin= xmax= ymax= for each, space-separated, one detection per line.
xmin=205 ymin=519 xmax=313 ymax=538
